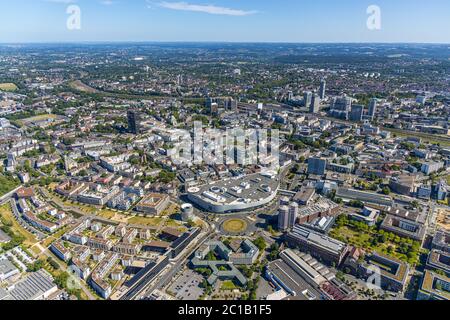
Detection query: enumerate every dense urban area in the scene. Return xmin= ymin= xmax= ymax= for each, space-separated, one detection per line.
xmin=0 ymin=43 xmax=449 ymax=301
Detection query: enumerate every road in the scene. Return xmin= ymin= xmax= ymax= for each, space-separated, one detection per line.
xmin=143 ymin=167 xmax=296 ymax=299
xmin=138 ymin=220 xmax=215 ymax=299
xmin=0 ymin=186 xmax=21 ymax=206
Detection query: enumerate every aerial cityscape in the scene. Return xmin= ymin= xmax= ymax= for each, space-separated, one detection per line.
xmin=0 ymin=0 xmax=449 ymax=305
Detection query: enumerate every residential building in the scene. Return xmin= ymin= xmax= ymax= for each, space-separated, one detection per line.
xmin=307 ymin=157 xmax=327 ymax=176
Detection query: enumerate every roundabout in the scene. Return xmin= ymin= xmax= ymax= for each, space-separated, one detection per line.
xmin=219 ymin=216 xmax=258 ymax=235
xmin=222 ymin=218 xmax=248 ymax=233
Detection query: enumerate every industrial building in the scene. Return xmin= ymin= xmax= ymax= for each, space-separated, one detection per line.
xmin=336 ymin=187 xmax=394 ymax=207
xmin=0 ymin=270 xmax=58 ymax=300
xmin=266 ymin=249 xmax=355 ymax=300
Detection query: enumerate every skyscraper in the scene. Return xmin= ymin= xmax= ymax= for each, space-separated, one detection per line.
xmin=210 ymin=102 xmax=219 ymax=116
xmin=350 ymin=104 xmax=364 ymax=122
xmin=227 ymin=98 xmax=238 ymax=112
xmin=127 ymin=110 xmax=140 ymax=134
xmin=368 ymin=98 xmax=377 ymax=121
xmin=310 ymin=93 xmax=320 ymax=114
xmin=304 ymin=91 xmax=312 ymax=108
xmin=319 ymin=79 xmax=326 ymax=99
xmin=333 ymin=96 xmax=352 ymax=111
xmin=288 ymin=203 xmax=299 ymax=227
xmin=278 ymin=205 xmax=290 ymax=231
xmin=330 ymin=96 xmax=352 ymax=120
xmin=287 ymin=90 xmax=293 ymax=101
xmin=206 ymin=97 xmax=212 ymax=106
xmin=307 ymin=157 xmax=327 ymax=176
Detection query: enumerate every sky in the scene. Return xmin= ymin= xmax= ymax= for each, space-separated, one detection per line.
xmin=1 ymin=0 xmax=450 ymax=43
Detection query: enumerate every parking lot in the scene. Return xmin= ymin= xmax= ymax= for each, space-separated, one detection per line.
xmin=167 ymin=269 xmax=204 ymax=300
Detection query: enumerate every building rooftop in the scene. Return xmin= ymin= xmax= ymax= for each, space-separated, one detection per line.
xmin=7 ymin=270 xmax=56 ymax=300
xmin=137 ymin=193 xmax=169 ymax=209
xmin=363 ymin=252 xmax=409 ymax=284
xmin=303 ymin=216 xmax=335 ymax=234
xmin=427 ymin=249 xmax=450 ymax=274
xmin=0 ymin=229 xmax=11 ymax=243
xmin=289 ymin=224 xmax=347 ymax=255
xmin=432 ymin=230 xmax=450 ymax=252
xmin=266 ymin=259 xmax=322 ymax=300
xmin=420 ymin=270 xmax=450 ymax=300
xmin=15 ymin=187 xmax=35 ymax=198
xmin=188 ymin=171 xmax=278 ymax=205
xmin=187 ymin=171 xmax=279 ymax=213
xmin=380 ymin=214 xmax=426 ymax=241
xmin=146 ymin=240 xmax=171 ymax=249
xmin=297 ymin=198 xmax=339 ymax=219
xmin=0 ymin=259 xmax=18 ymax=278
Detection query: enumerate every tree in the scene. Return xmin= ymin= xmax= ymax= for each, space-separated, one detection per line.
xmin=205 ymin=251 xmax=217 ymax=261
xmin=267 ymin=242 xmax=280 ymax=261
xmin=158 ymin=170 xmax=176 ymax=183
xmin=27 ymin=259 xmax=44 ymax=272
xmin=47 ymin=257 xmax=60 ymax=270
xmin=349 ymin=200 xmax=364 ymax=208
xmin=78 ymin=169 xmax=88 ymax=177
xmin=55 ymin=272 xmax=69 ymax=289
xmin=381 ymin=187 xmax=391 ymax=195
xmin=239 ymin=266 xmax=253 ymax=278
xmin=253 ymin=237 xmax=267 ymax=251
xmin=222 ymin=238 xmax=231 ymax=247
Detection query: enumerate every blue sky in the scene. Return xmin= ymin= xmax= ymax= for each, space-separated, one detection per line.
xmin=1 ymin=0 xmax=450 ymax=43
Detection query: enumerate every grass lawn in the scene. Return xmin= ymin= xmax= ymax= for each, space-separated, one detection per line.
xmin=41 ymin=226 xmax=70 ymax=248
xmin=330 ymin=226 xmax=372 ymax=247
xmin=17 ymin=114 xmax=59 ymax=126
xmin=221 ymin=280 xmax=237 ymax=291
xmin=222 ymin=218 xmax=248 ymax=233
xmin=30 ymin=245 xmax=43 ymax=256
xmin=161 ymin=203 xmax=180 ymax=216
xmin=165 ymin=219 xmax=187 ymax=231
xmin=0 ymin=203 xmax=37 ymax=247
xmin=0 ymin=82 xmax=18 ymax=91
xmin=446 ymin=175 xmax=450 ymax=185
xmin=69 ymin=80 xmax=99 ymax=94
xmin=128 ymin=216 xmax=164 ymax=227
xmin=0 ymin=174 xmax=19 ymax=197
xmin=96 ymin=209 xmax=117 ymax=220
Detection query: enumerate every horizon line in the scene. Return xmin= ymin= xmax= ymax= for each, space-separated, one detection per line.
xmin=1 ymin=40 xmax=450 ymax=46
